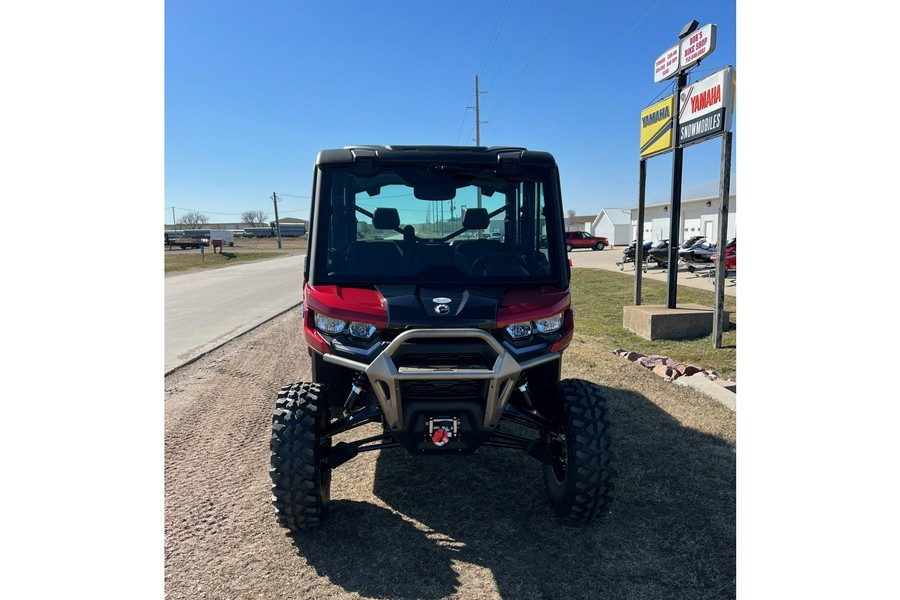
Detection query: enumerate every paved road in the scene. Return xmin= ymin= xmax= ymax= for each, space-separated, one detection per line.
xmin=165 ymin=254 xmax=305 ymax=373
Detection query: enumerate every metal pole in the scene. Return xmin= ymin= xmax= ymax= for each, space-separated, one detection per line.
xmin=713 ymin=131 xmax=733 ymax=348
xmin=666 ymin=71 xmax=688 ymax=309
xmin=172 ymin=207 xmax=177 ymax=230
xmin=273 ymin=192 xmax=282 ymax=249
xmin=475 ymin=74 xmax=481 ymax=147
xmin=476 ymin=74 xmax=483 ymax=209
xmin=635 ymin=159 xmax=647 ymax=305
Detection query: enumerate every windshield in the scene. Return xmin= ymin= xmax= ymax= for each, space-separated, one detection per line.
xmin=311 ymin=164 xmax=562 ymax=286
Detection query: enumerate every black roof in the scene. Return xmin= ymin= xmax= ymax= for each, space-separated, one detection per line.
xmin=316 ymin=145 xmax=557 ymax=168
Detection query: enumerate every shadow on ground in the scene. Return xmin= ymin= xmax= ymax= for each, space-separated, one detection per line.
xmin=293 ymin=384 xmax=735 ymax=600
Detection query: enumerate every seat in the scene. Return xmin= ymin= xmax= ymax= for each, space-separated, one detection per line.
xmin=372 ymin=208 xmax=401 ymax=231
xmin=462 ymin=207 xmax=489 ymax=230
xmin=452 ymin=239 xmax=502 ymax=274
xmin=345 ymin=240 xmax=408 ymax=275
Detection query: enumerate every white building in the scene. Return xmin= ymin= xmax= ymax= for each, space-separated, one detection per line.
xmin=588 ymin=179 xmax=737 ymax=246
xmin=626 ymin=191 xmax=736 ymax=245
xmin=592 ymin=209 xmax=633 ymax=247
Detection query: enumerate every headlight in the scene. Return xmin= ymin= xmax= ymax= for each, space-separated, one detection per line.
xmin=348 ymin=321 xmax=378 ymax=340
xmin=505 ymin=312 xmax=564 ymax=339
xmin=534 ymin=312 xmax=563 ymax=333
xmin=315 ymin=313 xmax=346 ymax=335
xmin=505 ymin=321 xmax=533 ymax=339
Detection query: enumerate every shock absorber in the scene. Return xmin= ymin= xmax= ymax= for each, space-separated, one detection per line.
xmin=516 ymin=376 xmax=536 ymax=410
xmin=343 ymin=372 xmax=369 ymax=416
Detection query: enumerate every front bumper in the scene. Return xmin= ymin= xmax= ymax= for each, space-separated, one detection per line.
xmin=322 ymin=328 xmax=560 ymax=432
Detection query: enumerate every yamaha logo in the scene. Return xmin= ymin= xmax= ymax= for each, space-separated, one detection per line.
xmin=433 ymin=297 xmax=452 ymax=315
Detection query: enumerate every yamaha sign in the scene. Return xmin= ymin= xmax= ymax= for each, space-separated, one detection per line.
xmin=677 ymin=67 xmax=734 ymax=147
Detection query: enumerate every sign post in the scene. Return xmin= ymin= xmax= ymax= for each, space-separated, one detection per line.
xmin=644 ymin=20 xmax=729 ymax=310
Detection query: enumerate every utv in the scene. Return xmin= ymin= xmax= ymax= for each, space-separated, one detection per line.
xmin=271 ymin=146 xmax=616 ymax=531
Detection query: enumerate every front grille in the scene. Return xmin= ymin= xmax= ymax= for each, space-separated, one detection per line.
xmin=400 ymin=380 xmax=486 ymax=399
xmin=396 ymin=352 xmax=491 ymax=370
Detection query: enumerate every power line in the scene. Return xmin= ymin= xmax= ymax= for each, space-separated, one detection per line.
xmin=454 ymin=93 xmax=474 ymax=145
xmin=477 ymin=0 xmax=513 ymax=77
xmin=483 ymin=1 xmax=567 ymax=137
xmin=483 ymin=0 xmax=537 ymax=94
xmin=590 ymin=0 xmax=663 ymax=73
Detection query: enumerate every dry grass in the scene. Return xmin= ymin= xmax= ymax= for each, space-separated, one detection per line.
xmin=164 ymin=237 xmax=308 ymax=273
xmin=309 ymin=337 xmax=736 ymax=600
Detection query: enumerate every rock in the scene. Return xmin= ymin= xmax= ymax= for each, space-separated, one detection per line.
xmin=652 ymin=364 xmax=680 ymax=381
xmin=638 ymin=355 xmax=671 ymax=369
xmin=676 ymin=363 xmax=702 ymax=377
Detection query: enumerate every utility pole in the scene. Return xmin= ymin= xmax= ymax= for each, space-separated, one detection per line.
xmin=273 ymin=192 xmax=282 ymax=249
xmin=172 ymin=207 xmax=176 ymax=230
xmin=475 ymin=74 xmax=483 ymax=209
xmin=475 ymin=75 xmax=481 ymax=146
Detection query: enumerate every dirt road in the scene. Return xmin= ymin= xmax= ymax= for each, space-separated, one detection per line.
xmin=165 ymin=307 xmax=735 ymax=599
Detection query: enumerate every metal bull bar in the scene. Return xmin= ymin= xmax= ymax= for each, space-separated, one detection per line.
xmin=322 ymin=328 xmax=559 ymax=430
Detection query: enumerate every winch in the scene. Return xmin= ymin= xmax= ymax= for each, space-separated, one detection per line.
xmin=426 ymin=417 xmax=460 ymax=447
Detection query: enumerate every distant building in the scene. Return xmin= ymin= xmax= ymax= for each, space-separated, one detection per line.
xmin=593 ymin=209 xmax=633 ymax=247
xmin=564 ymin=215 xmax=595 ymax=233
xmin=623 ymin=193 xmax=737 ymax=245
xmin=591 ymin=178 xmax=737 ymax=246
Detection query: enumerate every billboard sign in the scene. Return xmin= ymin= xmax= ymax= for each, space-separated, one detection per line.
xmin=679 ymin=23 xmax=717 ymax=71
xmin=640 ymin=96 xmax=675 ymax=158
xmin=677 ymin=67 xmax=735 ymax=147
xmin=653 ymin=45 xmax=680 ymax=83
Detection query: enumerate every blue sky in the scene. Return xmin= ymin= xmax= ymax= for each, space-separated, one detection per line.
xmin=165 ymin=0 xmax=737 ymax=225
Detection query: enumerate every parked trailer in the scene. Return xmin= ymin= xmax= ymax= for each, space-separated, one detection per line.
xmin=165 ymin=229 xmax=235 ymax=249
xmin=165 ymin=231 xmax=206 ymax=249
xmin=243 ymin=227 xmax=276 ymax=238
xmin=276 ymin=224 xmax=307 ymax=237
xmin=182 ymin=229 xmax=235 ymax=247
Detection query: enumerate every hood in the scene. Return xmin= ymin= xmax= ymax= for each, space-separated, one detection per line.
xmin=376 ymin=285 xmax=504 ymax=329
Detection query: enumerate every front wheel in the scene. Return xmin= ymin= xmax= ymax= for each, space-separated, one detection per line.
xmin=543 ymin=379 xmax=616 ymax=524
xmin=270 ymin=382 xmax=332 ymax=532
xmin=593 ymin=242 xmax=606 ymax=251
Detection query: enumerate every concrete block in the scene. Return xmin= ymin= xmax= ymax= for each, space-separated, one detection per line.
xmin=622 ymin=303 xmax=729 ymax=341
xmin=675 ymin=373 xmax=736 ymax=411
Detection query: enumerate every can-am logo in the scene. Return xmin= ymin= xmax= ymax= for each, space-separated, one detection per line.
xmin=433 ymin=297 xmax=451 ymax=315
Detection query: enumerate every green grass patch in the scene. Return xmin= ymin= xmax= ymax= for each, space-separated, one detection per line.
xmin=164 ymin=251 xmax=280 ymax=273
xmin=569 ymin=267 xmax=736 ymax=380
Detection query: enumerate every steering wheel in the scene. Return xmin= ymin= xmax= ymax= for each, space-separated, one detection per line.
xmin=470 ymin=253 xmax=529 ymax=276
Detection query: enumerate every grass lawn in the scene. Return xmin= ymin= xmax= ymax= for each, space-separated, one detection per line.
xmin=164 ymin=250 xmax=288 ymax=273
xmin=570 ymin=266 xmax=736 ymax=381
xmin=164 ymin=237 xmax=308 ymax=273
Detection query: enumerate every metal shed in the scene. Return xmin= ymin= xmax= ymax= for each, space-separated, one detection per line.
xmin=593 ymin=209 xmax=633 ymax=247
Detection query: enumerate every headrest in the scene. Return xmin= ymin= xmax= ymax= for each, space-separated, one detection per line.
xmin=373 ymin=208 xmax=400 ymax=230
xmin=462 ymin=208 xmax=489 ymax=230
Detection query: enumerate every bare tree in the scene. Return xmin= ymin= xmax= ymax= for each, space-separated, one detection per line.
xmin=566 ymin=209 xmax=577 ymax=219
xmin=177 ymin=211 xmax=209 ymax=228
xmin=241 ymin=210 xmax=269 ymax=226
